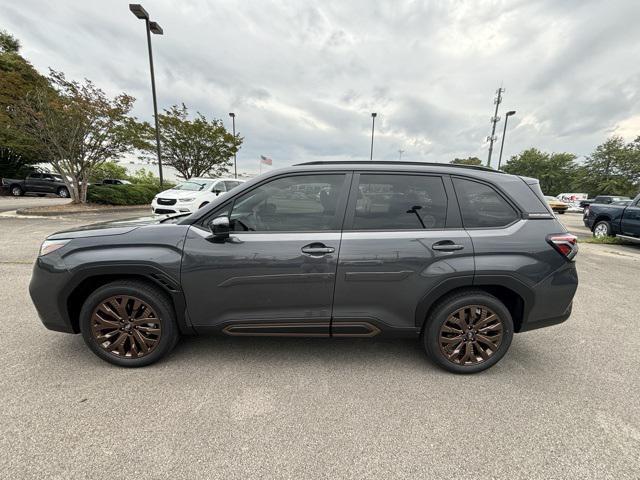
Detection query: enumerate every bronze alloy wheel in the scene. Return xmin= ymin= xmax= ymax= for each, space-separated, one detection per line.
xmin=438 ymin=305 xmax=504 ymax=366
xmin=90 ymin=295 xmax=162 ymax=358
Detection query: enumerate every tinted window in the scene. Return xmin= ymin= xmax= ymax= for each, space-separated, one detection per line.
xmin=28 ymin=174 xmax=41 ymax=179
xmin=453 ymin=178 xmax=518 ymax=228
xmin=352 ymin=174 xmax=447 ymax=230
xmin=213 ymin=181 xmax=226 ymax=193
xmin=230 ymin=174 xmax=346 ymax=232
xmin=224 ymin=181 xmax=242 ymax=191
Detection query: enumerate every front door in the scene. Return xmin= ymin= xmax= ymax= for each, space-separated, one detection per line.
xmin=621 ymin=198 xmax=640 ymax=236
xmin=331 ymin=173 xmax=475 ymax=336
xmin=181 ymin=172 xmax=351 ymax=336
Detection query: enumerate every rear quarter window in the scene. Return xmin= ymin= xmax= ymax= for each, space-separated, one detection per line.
xmin=453 ymin=177 xmax=519 ymax=228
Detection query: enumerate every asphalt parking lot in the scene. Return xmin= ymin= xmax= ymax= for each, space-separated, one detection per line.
xmin=0 ymin=204 xmax=639 ymax=479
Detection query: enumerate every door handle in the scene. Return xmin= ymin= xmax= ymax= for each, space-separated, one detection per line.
xmin=301 ymin=243 xmax=335 ymax=256
xmin=432 ymin=241 xmax=464 ymax=251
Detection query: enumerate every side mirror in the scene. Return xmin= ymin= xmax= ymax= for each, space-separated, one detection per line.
xmin=214 ymin=189 xmax=223 ymax=196
xmin=208 ymin=215 xmax=230 ymax=240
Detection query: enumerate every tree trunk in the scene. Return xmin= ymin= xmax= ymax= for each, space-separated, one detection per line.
xmin=80 ymin=174 xmax=89 ymax=203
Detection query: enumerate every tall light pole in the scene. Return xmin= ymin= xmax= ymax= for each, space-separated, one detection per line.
xmin=398 ymin=149 xmax=405 ymax=161
xmin=129 ymin=4 xmax=164 ymax=186
xmin=229 ymin=112 xmax=237 ymax=178
xmin=486 ymin=87 xmax=505 ymax=168
xmin=497 ymin=110 xmax=516 ymax=170
xmin=370 ymin=113 xmax=377 ymax=161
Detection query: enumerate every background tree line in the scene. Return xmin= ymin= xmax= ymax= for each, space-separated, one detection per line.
xmin=452 ymin=136 xmax=639 ymax=197
xmin=0 ymin=31 xmax=241 ymax=203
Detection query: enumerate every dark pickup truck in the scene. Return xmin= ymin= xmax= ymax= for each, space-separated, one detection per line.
xmin=579 ymin=195 xmax=631 ymax=209
xmin=583 ymin=193 xmax=640 ymax=241
xmin=1 ymin=173 xmax=70 ymax=198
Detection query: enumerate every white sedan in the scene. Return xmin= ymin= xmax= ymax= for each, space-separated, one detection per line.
xmin=151 ymin=177 xmax=244 ymax=215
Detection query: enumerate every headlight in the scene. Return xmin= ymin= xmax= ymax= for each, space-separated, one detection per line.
xmin=39 ymin=239 xmax=70 ymax=256
xmin=178 ymin=197 xmax=195 ymax=202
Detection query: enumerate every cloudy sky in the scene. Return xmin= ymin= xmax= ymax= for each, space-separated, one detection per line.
xmin=4 ymin=0 xmax=640 ymax=174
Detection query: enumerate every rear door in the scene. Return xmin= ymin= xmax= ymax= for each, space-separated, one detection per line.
xmin=331 ymin=172 xmax=474 ymax=336
xmin=25 ymin=173 xmax=43 ymax=191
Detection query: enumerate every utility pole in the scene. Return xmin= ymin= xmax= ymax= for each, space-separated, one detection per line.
xmin=229 ymin=112 xmax=237 ymax=178
xmin=398 ymin=149 xmax=405 ymax=161
xmin=486 ymin=87 xmax=505 ymax=168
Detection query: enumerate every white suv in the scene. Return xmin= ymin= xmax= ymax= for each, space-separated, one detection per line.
xmin=151 ymin=177 xmax=245 ymax=214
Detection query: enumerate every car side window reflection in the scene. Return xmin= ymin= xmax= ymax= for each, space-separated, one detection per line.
xmin=229 ymin=174 xmax=346 ymax=232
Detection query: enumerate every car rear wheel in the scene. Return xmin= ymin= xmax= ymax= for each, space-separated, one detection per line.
xmin=423 ymin=290 xmax=513 ymax=374
xmin=11 ymin=185 xmax=23 ymax=196
xmin=593 ymin=220 xmax=612 ymax=238
xmin=79 ymin=281 xmax=179 ymax=367
xmin=57 ymin=187 xmax=70 ymax=198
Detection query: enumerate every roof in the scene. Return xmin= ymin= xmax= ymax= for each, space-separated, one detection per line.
xmin=295 ymin=160 xmax=502 ymax=174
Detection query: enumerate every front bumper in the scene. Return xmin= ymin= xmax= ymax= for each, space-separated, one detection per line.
xmin=29 ymin=256 xmax=75 ymax=333
xmin=151 ymin=199 xmax=198 ymax=215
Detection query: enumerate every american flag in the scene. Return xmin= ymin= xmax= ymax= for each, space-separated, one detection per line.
xmin=260 ymin=155 xmax=273 ymax=166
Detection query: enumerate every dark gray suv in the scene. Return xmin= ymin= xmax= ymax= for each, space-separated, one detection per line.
xmin=30 ymin=162 xmax=578 ymax=373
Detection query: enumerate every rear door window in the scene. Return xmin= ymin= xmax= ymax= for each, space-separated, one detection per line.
xmin=351 ymin=174 xmax=448 ymax=230
xmin=453 ymin=178 xmax=519 ymax=228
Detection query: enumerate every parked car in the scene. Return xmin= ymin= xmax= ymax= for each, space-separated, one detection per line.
xmin=98 ymin=178 xmax=131 ymax=186
xmin=583 ymin=193 xmax=640 ymax=241
xmin=151 ymin=177 xmax=244 ymax=214
xmin=30 ymin=161 xmax=578 ymax=373
xmin=1 ymin=172 xmax=70 ymax=198
xmin=544 ymin=196 xmax=568 ymax=214
xmin=579 ymin=195 xmax=631 ymax=210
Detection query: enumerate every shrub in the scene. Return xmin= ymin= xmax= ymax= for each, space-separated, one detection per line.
xmin=87 ymin=183 xmax=163 ymax=205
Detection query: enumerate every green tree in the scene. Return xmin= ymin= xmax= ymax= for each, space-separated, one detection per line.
xmin=502 ymin=148 xmax=577 ymax=196
xmin=88 ymin=161 xmax=128 ymax=183
xmin=0 ymin=31 xmax=50 ymax=177
xmin=573 ymin=136 xmax=640 ymax=197
xmin=16 ymin=70 xmax=144 ymax=203
xmin=451 ymin=157 xmax=482 ymax=166
xmin=139 ymin=104 xmax=242 ymax=179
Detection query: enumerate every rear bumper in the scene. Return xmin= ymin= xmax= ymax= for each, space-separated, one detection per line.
xmin=519 ymin=261 xmax=578 ymax=332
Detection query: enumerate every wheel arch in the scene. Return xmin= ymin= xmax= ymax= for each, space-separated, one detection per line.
xmin=592 ymin=215 xmax=611 ymax=231
xmin=415 ymin=276 xmax=529 ymax=333
xmin=63 ymin=267 xmax=194 ymax=335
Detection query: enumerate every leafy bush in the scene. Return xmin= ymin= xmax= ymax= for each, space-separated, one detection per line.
xmin=87 ymin=183 xmax=163 ymax=205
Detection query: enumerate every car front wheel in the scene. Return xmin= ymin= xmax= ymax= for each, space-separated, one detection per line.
xmin=423 ymin=290 xmax=513 ymax=374
xmin=79 ymin=281 xmax=179 ymax=367
xmin=57 ymin=187 xmax=70 ymax=198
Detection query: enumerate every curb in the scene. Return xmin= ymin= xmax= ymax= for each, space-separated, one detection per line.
xmin=15 ymin=206 xmax=151 ymax=216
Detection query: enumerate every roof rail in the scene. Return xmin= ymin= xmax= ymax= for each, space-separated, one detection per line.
xmin=294 ymin=160 xmax=502 ymax=173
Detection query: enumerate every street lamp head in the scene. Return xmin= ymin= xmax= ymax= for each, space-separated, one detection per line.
xmin=129 ymin=4 xmax=149 ymax=20
xmin=229 ymin=112 xmax=235 ymax=118
xmin=149 ymin=21 xmax=163 ymax=35
xmin=506 ymin=110 xmax=516 ymax=116
xmin=371 ymin=112 xmax=377 ymax=118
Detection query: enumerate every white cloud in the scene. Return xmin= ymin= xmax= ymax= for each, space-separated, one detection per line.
xmin=3 ymin=0 xmax=640 ymax=172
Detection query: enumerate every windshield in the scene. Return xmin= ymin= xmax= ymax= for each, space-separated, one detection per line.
xmin=172 ymin=180 xmax=214 ymax=191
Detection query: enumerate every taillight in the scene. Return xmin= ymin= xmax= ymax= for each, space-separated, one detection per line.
xmin=546 ymin=234 xmax=578 ymax=260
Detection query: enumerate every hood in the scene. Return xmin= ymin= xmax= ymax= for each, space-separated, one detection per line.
xmin=47 ymin=214 xmax=179 ymax=240
xmin=156 ymin=188 xmax=208 ymax=199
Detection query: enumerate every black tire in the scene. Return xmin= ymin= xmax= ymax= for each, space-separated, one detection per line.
xmin=10 ymin=185 xmax=23 ymax=196
xmin=556 ymin=210 xmax=565 ymax=214
xmin=79 ymin=280 xmax=179 ymax=367
xmin=198 ymin=202 xmax=209 ymax=209
xmin=423 ymin=290 xmax=514 ymax=374
xmin=593 ymin=220 xmax=612 ymax=238
xmin=57 ymin=187 xmax=70 ymax=198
